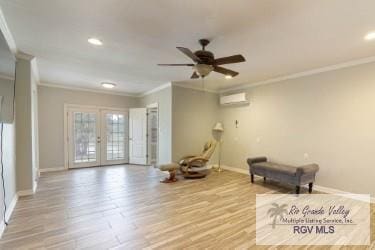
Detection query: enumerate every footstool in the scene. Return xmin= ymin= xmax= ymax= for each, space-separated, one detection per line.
xmin=155 ymin=163 xmax=180 ymax=183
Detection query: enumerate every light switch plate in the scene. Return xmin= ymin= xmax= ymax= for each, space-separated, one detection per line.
xmin=303 ymin=153 xmax=309 ymax=159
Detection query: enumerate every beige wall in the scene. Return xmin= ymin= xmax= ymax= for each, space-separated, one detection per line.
xmin=38 ymin=85 xmax=139 ymax=170
xmin=172 ymin=85 xmax=220 ymax=163
xmin=39 ymin=84 xmax=217 ymax=168
xmin=219 ymin=62 xmax=375 ymax=197
xmin=140 ymin=85 xmax=172 ymax=164
xmin=0 ymin=77 xmax=14 ymax=123
xmin=15 ymin=57 xmax=34 ymax=191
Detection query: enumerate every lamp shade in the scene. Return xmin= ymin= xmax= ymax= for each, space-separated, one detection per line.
xmin=213 ymin=122 xmax=224 ymax=132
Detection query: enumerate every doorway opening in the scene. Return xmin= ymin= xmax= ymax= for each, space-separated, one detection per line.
xmin=64 ymin=104 xmax=158 ymax=169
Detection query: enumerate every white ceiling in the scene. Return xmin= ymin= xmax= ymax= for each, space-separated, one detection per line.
xmin=1 ymin=0 xmax=375 ymax=94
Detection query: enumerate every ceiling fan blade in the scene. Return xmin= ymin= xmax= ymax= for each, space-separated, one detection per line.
xmin=176 ymin=47 xmax=202 ymax=63
xmin=214 ymin=66 xmax=239 ymax=77
xmin=191 ymin=72 xmax=199 ymax=79
xmin=158 ymin=63 xmax=194 ymax=66
xmin=214 ymin=54 xmax=245 ymax=65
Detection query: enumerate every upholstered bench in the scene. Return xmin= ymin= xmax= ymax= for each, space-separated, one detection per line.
xmin=247 ymin=157 xmax=319 ymax=194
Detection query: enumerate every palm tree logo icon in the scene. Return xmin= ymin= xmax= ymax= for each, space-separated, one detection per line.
xmin=267 ymin=203 xmax=288 ymax=229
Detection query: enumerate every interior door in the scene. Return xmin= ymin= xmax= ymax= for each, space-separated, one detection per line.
xmin=101 ymin=110 xmax=129 ymax=165
xmin=147 ymin=108 xmax=158 ymax=165
xmin=129 ymin=108 xmax=147 ymax=165
xmin=68 ymin=108 xmax=100 ymax=168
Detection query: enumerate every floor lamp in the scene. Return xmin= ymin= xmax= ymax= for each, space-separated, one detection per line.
xmin=212 ymin=122 xmax=224 ymax=172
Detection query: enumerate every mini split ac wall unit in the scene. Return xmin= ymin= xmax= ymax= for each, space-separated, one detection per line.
xmin=220 ymin=92 xmax=249 ymax=106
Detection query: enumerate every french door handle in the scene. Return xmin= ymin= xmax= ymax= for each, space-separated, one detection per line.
xmin=97 ymin=137 xmax=101 ymax=143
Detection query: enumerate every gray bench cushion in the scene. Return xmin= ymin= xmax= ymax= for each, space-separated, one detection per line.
xmin=252 ymin=162 xmax=297 ymax=175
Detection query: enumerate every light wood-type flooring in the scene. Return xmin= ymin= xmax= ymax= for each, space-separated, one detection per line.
xmin=0 ymin=165 xmax=373 ymax=249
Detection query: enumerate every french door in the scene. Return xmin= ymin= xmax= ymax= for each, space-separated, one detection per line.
xmin=101 ymin=110 xmax=129 ymax=165
xmin=67 ymin=107 xmax=128 ymax=168
xmin=147 ymin=107 xmax=158 ymax=165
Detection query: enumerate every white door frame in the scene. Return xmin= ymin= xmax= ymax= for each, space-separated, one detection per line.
xmin=64 ymin=104 xmax=129 ymax=169
xmin=129 ymin=108 xmax=148 ymax=165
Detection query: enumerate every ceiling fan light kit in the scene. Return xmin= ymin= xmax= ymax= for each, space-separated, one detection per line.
xmin=158 ymin=39 xmax=246 ymax=79
xmin=193 ymin=64 xmax=214 ymax=77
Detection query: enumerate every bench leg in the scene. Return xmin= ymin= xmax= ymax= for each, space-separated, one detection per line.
xmin=263 ymin=177 xmax=266 ymax=182
xmin=250 ymin=174 xmax=254 ymax=183
xmin=308 ymin=182 xmax=313 ymax=194
xmin=296 ymin=186 xmax=300 ymax=194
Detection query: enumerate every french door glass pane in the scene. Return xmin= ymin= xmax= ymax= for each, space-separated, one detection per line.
xmin=106 ymin=114 xmax=126 ymax=161
xmin=74 ymin=112 xmax=97 ymax=163
xmin=148 ymin=109 xmax=158 ymax=164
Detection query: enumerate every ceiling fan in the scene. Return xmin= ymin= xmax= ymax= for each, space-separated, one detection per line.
xmin=158 ymin=39 xmax=246 ymax=79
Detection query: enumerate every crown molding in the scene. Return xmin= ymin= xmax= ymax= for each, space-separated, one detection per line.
xmin=139 ymin=82 xmax=172 ymax=97
xmin=172 ymin=82 xmax=219 ymax=94
xmin=140 ymin=81 xmax=219 ymax=97
xmin=38 ymin=82 xmax=140 ymax=97
xmin=220 ymin=55 xmax=375 ymax=93
xmin=0 ymin=73 xmax=14 ymax=81
xmin=15 ymin=51 xmax=35 ymax=61
xmin=0 ymin=5 xmax=17 ymax=56
xmin=39 ymin=81 xmax=176 ymax=98
xmin=15 ymin=52 xmax=41 ymax=84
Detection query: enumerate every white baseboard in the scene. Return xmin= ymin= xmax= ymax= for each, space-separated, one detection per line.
xmin=17 ymin=189 xmax=34 ymax=197
xmin=313 ymin=185 xmax=375 ymax=204
xmin=39 ymin=167 xmax=66 ymax=173
xmin=0 ymin=194 xmax=18 ymax=238
xmin=5 ymin=195 xmax=18 ymax=222
xmin=0 ymin=221 xmax=4 ymax=239
xmin=17 ymin=181 xmax=38 ymax=197
xmin=221 ymin=165 xmax=249 ymax=175
xmin=221 ymin=165 xmax=375 ymax=203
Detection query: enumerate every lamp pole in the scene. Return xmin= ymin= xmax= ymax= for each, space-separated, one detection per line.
xmin=215 ymin=138 xmax=223 ymax=172
xmin=212 ymin=122 xmax=224 ymax=172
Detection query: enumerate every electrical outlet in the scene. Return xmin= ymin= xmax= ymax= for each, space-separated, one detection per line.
xmin=303 ymin=153 xmax=309 ymax=159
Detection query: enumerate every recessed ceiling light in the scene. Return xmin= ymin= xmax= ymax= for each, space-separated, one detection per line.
xmin=101 ymin=82 xmax=116 ymax=89
xmin=364 ymin=32 xmax=375 ymax=41
xmin=88 ymin=38 xmax=103 ymax=46
xmin=225 ymin=75 xmax=232 ymax=79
